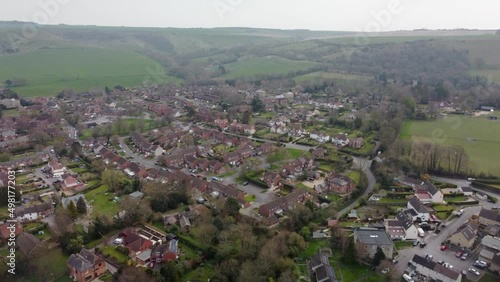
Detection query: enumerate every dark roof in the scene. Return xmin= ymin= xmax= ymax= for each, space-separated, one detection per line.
xmin=67 ymin=254 xmax=93 ymax=272
xmin=354 ymin=228 xmax=393 ymax=245
xmin=409 ymin=197 xmax=431 ymax=213
xmin=79 ymin=248 xmax=104 ymax=265
xmin=479 ymin=208 xmax=500 ymax=223
xmin=453 ymin=223 xmax=478 ymax=241
xmin=412 ymin=254 xmax=460 ymax=280
xmin=423 ymin=181 xmax=440 ymax=196
xmin=396 ymin=211 xmax=414 ymax=230
xmin=16 ymin=232 xmax=42 ymax=256
xmin=461 ymin=186 xmax=473 ymax=192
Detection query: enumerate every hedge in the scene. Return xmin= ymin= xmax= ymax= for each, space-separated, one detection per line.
xmin=244 ymin=175 xmax=269 ymax=188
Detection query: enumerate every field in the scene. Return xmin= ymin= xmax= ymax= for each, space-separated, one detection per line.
xmin=0 ymin=47 xmax=182 ymax=97
xmin=400 ymin=116 xmax=500 ymax=175
xmin=294 ymin=71 xmax=373 ymax=82
xmin=219 ymin=56 xmax=318 ymax=79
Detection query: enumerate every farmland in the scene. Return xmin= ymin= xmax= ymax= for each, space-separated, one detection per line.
xmin=400 ymin=115 xmax=500 ymax=175
xmin=219 ymin=56 xmax=318 ymax=80
xmin=294 ymin=71 xmax=372 ymax=83
xmin=0 ymin=47 xmax=182 ymax=97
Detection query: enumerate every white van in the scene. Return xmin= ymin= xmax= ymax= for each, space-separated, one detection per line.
xmin=402 ymin=274 xmax=414 ymax=282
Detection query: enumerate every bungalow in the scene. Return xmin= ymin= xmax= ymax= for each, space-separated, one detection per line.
xmin=411 ymin=254 xmax=461 ymax=282
xmin=349 ymin=137 xmax=364 ymax=149
xmin=414 ymin=182 xmax=444 ymax=204
xmin=460 ymin=186 xmax=473 ymax=196
xmin=67 ymin=248 xmax=106 ymax=282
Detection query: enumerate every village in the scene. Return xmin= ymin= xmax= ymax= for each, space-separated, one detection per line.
xmin=1 ymin=84 xmax=500 ymax=282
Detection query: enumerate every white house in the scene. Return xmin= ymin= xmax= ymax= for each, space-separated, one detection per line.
xmin=460 ymin=186 xmax=473 ymax=196
xmin=414 ymin=182 xmax=444 ymax=204
xmin=411 ymin=255 xmax=461 ymax=282
xmin=384 ymin=211 xmax=419 ymax=240
xmin=331 ymin=134 xmax=350 ymax=147
xmin=48 ymin=160 xmax=66 ymax=177
xmin=310 ymin=131 xmax=330 ymax=143
xmin=406 ymin=197 xmax=431 ymax=222
xmin=15 ymin=206 xmax=38 ymax=222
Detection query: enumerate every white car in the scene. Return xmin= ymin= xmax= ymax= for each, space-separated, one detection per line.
xmin=468 ymin=268 xmax=480 ymax=276
xmin=113 ymin=238 xmax=123 ymax=244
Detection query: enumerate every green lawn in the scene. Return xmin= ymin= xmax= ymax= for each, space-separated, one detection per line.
xmin=182 ymin=265 xmax=216 ymax=282
xmin=100 ymin=245 xmax=128 ymax=264
xmin=347 ymin=171 xmax=361 ymax=185
xmin=219 ymin=56 xmax=317 ymax=79
xmin=81 ymin=118 xmax=155 ymax=139
xmin=266 ymin=148 xmax=305 ymax=163
xmin=401 ymin=117 xmax=500 ymax=176
xmin=0 ymin=47 xmax=182 ymax=97
xmin=27 ymin=248 xmax=70 ymax=281
xmin=84 ymin=185 xmax=120 ymax=217
xmin=394 ymin=241 xmax=414 ymax=250
xmin=478 ymin=273 xmax=500 ymax=282
xmin=244 ymin=194 xmax=256 ymax=202
xmin=299 ymin=239 xmax=330 ymax=259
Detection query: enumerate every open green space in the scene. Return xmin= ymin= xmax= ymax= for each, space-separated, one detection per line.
xmin=100 ymin=245 xmax=128 ymax=264
xmin=401 ymin=117 xmax=500 ymax=175
xmin=84 ymin=185 xmax=120 ymax=217
xmin=294 ymin=71 xmax=372 ymax=82
xmin=219 ymin=56 xmax=317 ymax=79
xmin=28 ymin=248 xmax=70 ymax=282
xmin=182 ymin=265 xmax=216 ymax=282
xmin=0 ymin=47 xmax=182 ymax=97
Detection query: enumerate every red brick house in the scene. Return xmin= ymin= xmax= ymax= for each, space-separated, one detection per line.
xmin=0 ymin=222 xmax=23 ymax=241
xmin=261 ymin=171 xmax=281 ymax=189
xmin=120 ymin=228 xmax=153 ymax=256
xmin=258 ymin=188 xmax=308 ymax=217
xmin=322 ymin=173 xmax=355 ymax=194
xmin=151 ymin=239 xmax=178 ymax=264
xmin=67 ymin=248 xmax=106 ymax=282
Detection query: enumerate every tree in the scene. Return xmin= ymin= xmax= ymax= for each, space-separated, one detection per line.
xmin=242 ymin=110 xmax=252 ymax=124
xmin=0 ymin=152 xmax=12 ymax=162
xmin=76 ymin=197 xmax=87 ymax=215
xmin=184 ymin=106 xmax=196 ymax=117
xmin=299 ymin=226 xmax=311 ymax=241
xmin=101 ymin=169 xmax=125 ymax=192
xmin=67 ymin=201 xmax=78 ymax=219
xmin=251 ymin=96 xmax=265 ymax=112
xmin=341 ymin=237 xmax=357 ymax=264
xmin=372 ymin=247 xmax=386 ymax=266
xmin=160 ymin=261 xmax=181 ymax=282
xmin=225 ymin=198 xmax=241 ymax=217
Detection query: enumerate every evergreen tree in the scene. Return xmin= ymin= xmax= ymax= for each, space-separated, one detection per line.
xmin=68 ymin=201 xmax=78 ymax=219
xmin=372 ymin=247 xmax=386 ymax=266
xmin=76 ymin=197 xmax=87 ymax=215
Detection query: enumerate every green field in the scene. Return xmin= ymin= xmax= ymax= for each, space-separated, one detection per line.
xmin=0 ymin=47 xmax=182 ymax=97
xmin=219 ymin=56 xmax=318 ymax=79
xmin=401 ymin=116 xmax=500 ymax=175
xmin=295 ymin=71 xmax=372 ymax=82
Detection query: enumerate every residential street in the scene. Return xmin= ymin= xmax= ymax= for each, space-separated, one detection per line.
xmin=334 ymin=157 xmax=375 ymax=219
xmin=118 ymin=136 xmax=160 ymax=169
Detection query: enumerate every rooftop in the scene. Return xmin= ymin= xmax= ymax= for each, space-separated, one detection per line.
xmin=353 ymin=228 xmax=393 ymax=245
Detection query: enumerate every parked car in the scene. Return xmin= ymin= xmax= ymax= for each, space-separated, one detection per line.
xmin=468 ymin=268 xmax=480 ymax=276
xmin=440 ymin=245 xmax=448 ymax=251
xmin=420 ymin=242 xmax=427 ymax=248
xmin=113 ymin=238 xmax=123 ymax=244
xmin=456 ymin=251 xmax=463 ymax=258
xmin=474 ymin=260 xmax=488 ymax=269
xmin=243 ymin=181 xmax=249 ymax=186
xmin=461 ymin=252 xmax=468 ymax=260
xmin=413 ymin=240 xmax=419 ymax=247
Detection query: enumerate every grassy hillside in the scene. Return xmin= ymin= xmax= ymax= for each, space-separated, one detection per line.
xmin=219 ymin=56 xmax=318 ymax=79
xmin=0 ymin=47 xmax=182 ymax=96
xmin=400 ymin=115 xmax=500 ymax=175
xmin=294 ymin=71 xmax=372 ymax=82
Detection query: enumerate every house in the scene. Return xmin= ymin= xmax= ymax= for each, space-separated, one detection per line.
xmin=151 ymin=239 xmax=179 ymax=263
xmin=261 ymin=171 xmax=281 ymax=189
xmin=258 ymin=188 xmax=308 ymax=217
xmin=16 ymin=232 xmax=46 ymax=258
xmin=349 ymin=137 xmax=365 ymax=149
xmin=310 ymin=131 xmax=330 ymax=143
xmin=479 ymin=236 xmax=500 ymax=263
xmin=310 ymin=252 xmax=339 ymax=282
xmin=414 ymin=182 xmax=444 ymax=203
xmin=449 ymin=222 xmax=478 ymax=248
xmin=312 ymin=147 xmax=327 ymax=158
xmin=319 ymin=173 xmax=355 ymax=194
xmin=60 ymin=175 xmax=85 ymax=192
xmin=384 ymin=211 xmax=418 ymax=240
xmin=411 ymin=254 xmax=461 ymax=282
xmin=353 ymin=228 xmax=394 ymax=259
xmin=490 ymin=253 xmax=500 ymax=274
xmin=48 ymin=160 xmax=66 ymax=177
xmin=479 ymin=208 xmax=500 ymax=228
xmin=459 ymin=186 xmax=473 ymax=196
xmin=0 ymin=222 xmax=23 ymax=241
xmin=14 ymin=206 xmax=38 ymax=222
xmin=67 ymin=248 xmax=106 ymax=282
xmin=407 ymin=197 xmax=432 ymax=222
xmin=135 ymin=249 xmax=152 ymax=266
xmin=331 ymin=134 xmax=350 ymax=147
xmin=120 ymin=228 xmax=153 ymax=256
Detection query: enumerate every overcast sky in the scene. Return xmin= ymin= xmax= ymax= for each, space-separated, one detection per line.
xmin=1 ymin=0 xmax=499 ymax=31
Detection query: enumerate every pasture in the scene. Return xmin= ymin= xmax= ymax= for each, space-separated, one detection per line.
xmin=400 ymin=115 xmax=500 ymax=175
xmin=0 ymin=47 xmax=182 ymax=97
xmin=294 ymin=71 xmax=372 ymax=82
xmin=219 ymin=56 xmax=318 ymax=79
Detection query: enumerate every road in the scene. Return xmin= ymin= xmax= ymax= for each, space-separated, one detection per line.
xmin=394 ymin=195 xmax=499 ymax=279
xmin=334 ymin=157 xmax=375 ymax=219
xmin=118 ymin=137 xmax=160 ymax=169
xmin=432 ymin=175 xmax=500 ymax=201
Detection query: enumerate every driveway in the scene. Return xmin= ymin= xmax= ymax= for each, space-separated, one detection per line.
xmin=118 ymin=137 xmax=160 ymax=169
xmin=335 ymin=157 xmax=375 ymax=219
